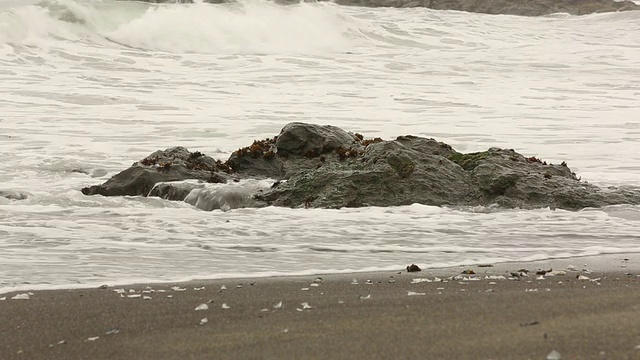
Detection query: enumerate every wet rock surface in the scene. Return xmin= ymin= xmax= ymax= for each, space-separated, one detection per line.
xmin=126 ymin=0 xmax=640 ymax=16
xmin=81 ymin=146 xmax=232 ymax=197
xmin=81 ymin=122 xmax=640 ymax=211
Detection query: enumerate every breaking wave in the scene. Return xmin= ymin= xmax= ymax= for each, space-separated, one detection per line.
xmin=0 ymin=0 xmax=363 ymax=54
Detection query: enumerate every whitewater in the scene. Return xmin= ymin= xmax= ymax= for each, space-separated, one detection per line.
xmin=0 ymin=0 xmax=639 ymax=293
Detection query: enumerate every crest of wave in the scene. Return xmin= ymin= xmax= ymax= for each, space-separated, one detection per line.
xmin=0 ymin=0 xmax=84 ymax=47
xmin=105 ymin=0 xmax=360 ymax=54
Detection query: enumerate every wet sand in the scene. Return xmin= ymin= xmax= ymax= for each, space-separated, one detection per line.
xmin=1 ymin=255 xmax=640 ymax=360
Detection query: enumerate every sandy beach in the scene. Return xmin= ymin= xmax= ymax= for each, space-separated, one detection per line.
xmin=1 ymin=255 xmax=640 ymax=360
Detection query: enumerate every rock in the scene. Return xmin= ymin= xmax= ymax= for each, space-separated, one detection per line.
xmin=121 ymin=0 xmax=640 ymax=16
xmin=226 ymin=122 xmax=360 ymax=179
xmin=81 ymin=147 xmax=232 ymax=197
xmin=406 ymin=264 xmax=422 ymax=272
xmin=81 ymin=122 xmax=640 ymax=211
xmin=256 ymin=135 xmax=477 ymax=208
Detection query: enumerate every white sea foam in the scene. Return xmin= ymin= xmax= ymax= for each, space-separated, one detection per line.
xmin=0 ymin=0 xmax=639 ymax=292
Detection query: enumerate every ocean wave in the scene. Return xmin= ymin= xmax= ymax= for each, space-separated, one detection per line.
xmin=0 ymin=0 xmax=364 ymax=54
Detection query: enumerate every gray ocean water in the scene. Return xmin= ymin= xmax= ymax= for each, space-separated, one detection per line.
xmin=1 ymin=0 xmax=639 ymax=293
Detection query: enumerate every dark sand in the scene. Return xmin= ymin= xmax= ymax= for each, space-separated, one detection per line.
xmin=2 ymin=255 xmax=640 ymax=360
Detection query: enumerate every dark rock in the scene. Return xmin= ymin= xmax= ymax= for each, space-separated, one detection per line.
xmin=81 ymin=147 xmax=232 ymax=197
xmin=121 ymin=0 xmax=640 ymax=16
xmin=226 ymin=122 xmax=360 ymax=179
xmin=81 ymin=122 xmax=640 ymax=211
xmin=406 ymin=264 xmax=422 ymax=272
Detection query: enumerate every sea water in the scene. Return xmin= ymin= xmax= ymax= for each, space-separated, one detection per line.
xmin=0 ymin=0 xmax=639 ymax=293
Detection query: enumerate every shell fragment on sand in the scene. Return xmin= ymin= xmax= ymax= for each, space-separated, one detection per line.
xmin=546 ymin=350 xmax=562 ymax=360
xmin=195 ymin=304 xmax=209 ymax=311
xmin=198 ymin=318 xmax=208 ymax=326
xmin=222 ymin=303 xmax=230 ymax=309
xmin=11 ymin=293 xmax=30 ymax=300
xmin=411 ymin=278 xmax=432 ymax=284
xmin=407 ymin=291 xmax=426 ymax=296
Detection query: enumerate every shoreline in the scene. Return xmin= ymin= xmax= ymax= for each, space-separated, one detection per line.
xmin=2 ymin=254 xmax=639 ymax=359
xmin=1 ymin=252 xmax=637 ymax=296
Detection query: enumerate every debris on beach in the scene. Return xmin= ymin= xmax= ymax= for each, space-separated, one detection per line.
xmin=351 ymin=279 xmax=359 ymax=285
xmin=167 ymin=295 xmax=173 ymax=298
xmin=106 ymin=329 xmax=120 ymax=335
xmin=273 ymin=301 xmax=283 ymax=309
xmin=313 ymin=277 xmax=323 ymax=283
xmin=365 ymin=280 xmax=373 ymax=285
xmin=301 ymin=287 xmax=309 ymax=291
xmin=195 ymin=303 xmax=209 ymax=311
xmin=57 ymin=340 xmax=66 ymax=345
xmin=11 ymin=293 xmax=30 ymax=300
xmin=407 ymin=291 xmax=426 ymax=296
xmin=359 ymin=294 xmax=371 ymax=300
xmin=171 ymin=286 xmax=186 ymax=292
xmin=113 ymin=288 xmax=125 ymax=294
xmin=236 ymin=284 xmax=243 ymax=288
xmin=411 ymin=278 xmax=432 ymax=284
xmin=519 ymin=320 xmax=540 ymax=327
xmin=301 ymin=302 xmax=312 ymax=310
xmin=143 ymin=296 xmax=152 ymax=300
xmin=127 ymin=294 xmax=141 ymax=298
xmin=461 ymin=269 xmax=475 ymax=275
xmin=310 ymin=283 xmax=319 ymax=287
xmin=194 ymin=287 xmax=205 ymax=291
xmin=536 ymin=276 xmax=545 ymax=281
xmin=406 ymin=264 xmax=421 ymax=272
xmin=546 ymin=350 xmax=562 ymax=360
xmin=536 ymin=269 xmax=552 ymax=276
xmin=129 ymin=289 xmax=135 ymax=293
xmin=222 ymin=303 xmax=230 ymax=309
xmin=477 ymin=264 xmax=493 ymax=268
xmin=198 ymin=318 xmax=208 ymax=326
xmin=220 ymin=285 xmax=227 ymax=290
xmin=577 ymin=275 xmax=591 ymax=281
xmin=86 ymin=336 xmax=100 ymax=342
xmin=0 ymin=297 xmax=6 ymax=301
